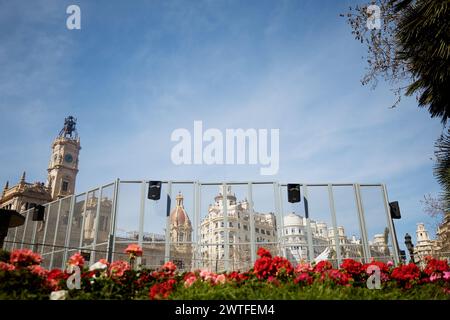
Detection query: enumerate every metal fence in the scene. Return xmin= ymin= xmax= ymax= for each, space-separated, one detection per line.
xmin=2 ymin=179 xmax=400 ymax=271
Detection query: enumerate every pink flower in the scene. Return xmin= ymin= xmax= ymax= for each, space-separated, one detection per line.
xmin=215 ymin=274 xmax=226 ymax=285
xmin=184 ymin=275 xmax=197 ymax=288
xmin=109 ymin=260 xmax=130 ymax=277
xmin=387 ymin=261 xmax=394 ymax=267
xmin=200 ymin=269 xmax=216 ymax=281
xmin=124 ymin=244 xmax=143 ymax=257
xmin=295 ymin=262 xmax=313 ymax=273
xmin=443 ymin=271 xmax=450 ymax=281
xmin=0 ymin=261 xmax=15 ymax=271
xmin=430 ymin=273 xmax=442 ymax=282
xmin=294 ymin=272 xmax=314 ymax=285
xmin=161 ymin=261 xmax=177 ymax=273
xmin=10 ymin=249 xmax=42 ymax=266
xmin=68 ymin=252 xmax=85 ymax=268
xmin=27 ymin=265 xmax=49 ymax=278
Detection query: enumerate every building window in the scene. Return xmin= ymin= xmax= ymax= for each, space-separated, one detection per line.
xmin=61 ymin=181 xmax=69 ymax=192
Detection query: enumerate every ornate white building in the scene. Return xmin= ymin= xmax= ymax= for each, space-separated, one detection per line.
xmin=413 ymin=223 xmax=439 ymax=267
xmin=200 ymin=186 xmax=277 ymax=271
xmin=282 ymin=212 xmax=363 ymax=264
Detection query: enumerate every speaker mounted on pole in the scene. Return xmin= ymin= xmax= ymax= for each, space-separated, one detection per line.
xmin=32 ymin=205 xmax=45 ymax=221
xmin=389 ymin=201 xmax=401 ymax=219
xmin=287 ymin=184 xmax=301 ymax=203
xmin=148 ymin=181 xmax=162 ymax=200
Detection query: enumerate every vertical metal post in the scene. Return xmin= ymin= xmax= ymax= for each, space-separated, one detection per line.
xmin=381 ymin=184 xmax=400 ymax=264
xmin=303 ymin=184 xmax=314 ymax=262
xmin=352 ymin=184 xmax=369 ymax=262
xmin=11 ymin=227 xmax=18 ymax=250
xmin=273 ymin=182 xmax=283 ymax=257
xmin=49 ymin=200 xmax=62 ymax=270
xmin=40 ymin=203 xmax=51 ymax=255
xmin=107 ymin=179 xmax=120 ymax=263
xmin=78 ymin=192 xmax=89 ymax=250
xmin=62 ymin=195 xmax=77 ymax=264
xmin=193 ymin=181 xmax=201 ymax=270
xmin=20 ymin=211 xmax=29 ymax=249
xmin=164 ymin=181 xmax=172 ymax=263
xmin=137 ymin=181 xmax=146 ymax=267
xmin=91 ymin=186 xmax=104 ymax=264
xmin=247 ymin=182 xmax=256 ymax=265
xmin=31 ymin=210 xmax=38 ymax=252
xmin=278 ymin=183 xmax=286 ymax=258
xmin=328 ymin=184 xmax=342 ymax=266
xmin=354 ymin=184 xmax=371 ymax=262
xmin=223 ymin=183 xmax=229 ymax=272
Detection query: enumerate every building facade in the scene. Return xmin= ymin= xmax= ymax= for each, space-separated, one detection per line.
xmin=413 ymin=223 xmax=440 ymax=267
xmin=200 ymin=186 xmax=277 ymax=271
xmin=282 ymin=212 xmax=363 ymax=265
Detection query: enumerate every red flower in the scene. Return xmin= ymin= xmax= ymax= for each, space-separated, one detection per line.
xmin=109 ymin=260 xmax=131 ymax=277
xmin=10 ymin=249 xmax=42 ymax=267
xmin=257 ymin=247 xmax=272 ymax=259
xmin=294 ymin=272 xmax=314 ymax=285
xmin=227 ymin=271 xmax=248 ymax=282
xmin=253 ymin=254 xmax=293 ymax=279
xmin=124 ymin=244 xmax=143 ymax=258
xmin=68 ymin=252 xmax=85 ymax=268
xmin=391 ymin=263 xmax=421 ymax=286
xmin=272 ymin=256 xmax=293 ymax=276
xmin=314 ymin=260 xmax=333 ymax=273
xmin=253 ymin=256 xmax=272 ymax=279
xmin=0 ymin=261 xmax=15 ymax=271
xmin=424 ymin=258 xmax=449 ymax=276
xmin=47 ymin=268 xmax=65 ymax=281
xmin=149 ymin=279 xmax=177 ymax=300
xmin=363 ymin=261 xmax=390 ymax=274
xmin=340 ymin=259 xmax=363 ymax=276
xmin=161 ymin=261 xmax=177 ymax=275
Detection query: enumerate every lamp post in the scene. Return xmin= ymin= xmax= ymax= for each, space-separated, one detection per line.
xmin=404 ymin=233 xmax=415 ymax=263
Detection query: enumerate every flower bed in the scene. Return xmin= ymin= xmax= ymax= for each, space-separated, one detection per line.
xmin=0 ymin=247 xmax=449 ymax=300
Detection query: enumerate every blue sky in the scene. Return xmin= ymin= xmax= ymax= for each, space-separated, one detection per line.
xmin=0 ymin=0 xmax=446 ymax=252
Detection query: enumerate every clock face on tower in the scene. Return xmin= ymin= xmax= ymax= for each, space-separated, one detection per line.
xmin=64 ymin=153 xmax=73 ymax=163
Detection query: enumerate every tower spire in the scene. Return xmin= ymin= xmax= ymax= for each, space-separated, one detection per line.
xmin=2 ymin=181 xmax=8 ymax=197
xmin=20 ymin=171 xmax=26 ymax=184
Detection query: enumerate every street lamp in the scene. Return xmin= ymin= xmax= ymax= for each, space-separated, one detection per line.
xmin=404 ymin=233 xmax=415 ymax=263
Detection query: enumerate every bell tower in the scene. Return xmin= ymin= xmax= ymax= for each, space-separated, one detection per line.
xmin=46 ymin=116 xmax=81 ymax=199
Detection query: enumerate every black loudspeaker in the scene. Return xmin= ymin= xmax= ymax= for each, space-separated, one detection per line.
xmin=148 ymin=181 xmax=162 ymax=200
xmin=389 ymin=201 xmax=401 ymax=219
xmin=287 ymin=184 xmax=301 ymax=203
xmin=32 ymin=205 xmax=45 ymax=221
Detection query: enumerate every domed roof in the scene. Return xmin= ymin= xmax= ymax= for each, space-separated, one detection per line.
xmin=283 ymin=213 xmax=303 ymax=227
xmin=170 ymin=193 xmax=192 ymax=227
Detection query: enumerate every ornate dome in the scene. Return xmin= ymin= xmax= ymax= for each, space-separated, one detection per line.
xmin=283 ymin=212 xmax=303 ymax=227
xmin=170 ymin=192 xmax=192 ymax=227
